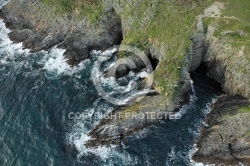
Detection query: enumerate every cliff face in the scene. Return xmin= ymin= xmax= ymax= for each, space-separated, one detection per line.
xmin=189 ymin=1 xmax=250 ymax=99
xmin=112 ymin=0 xmax=212 ymax=97
xmin=0 ymin=0 xmax=211 ymax=147
xmin=0 ymin=0 xmax=250 ymax=163
xmin=86 ymin=0 xmax=250 ymax=160
xmin=193 ymin=95 xmax=250 ymax=165
xmin=0 ymin=0 xmax=122 ymax=65
xmin=203 ymin=16 xmax=250 ymax=98
xmin=192 ymin=1 xmax=250 ymax=164
xmin=85 ymin=0 xmax=213 ymax=147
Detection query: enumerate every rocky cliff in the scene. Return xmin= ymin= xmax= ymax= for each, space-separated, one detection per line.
xmin=87 ymin=0 xmax=250 ymax=148
xmin=0 ymin=0 xmax=122 ymax=65
xmin=0 ymin=0 xmax=212 ymax=147
xmin=193 ymin=95 xmax=250 ymax=165
xmin=0 ymin=0 xmax=250 ymax=164
xmin=191 ymin=1 xmax=250 ymax=165
xmin=85 ymin=0 xmax=213 ymax=147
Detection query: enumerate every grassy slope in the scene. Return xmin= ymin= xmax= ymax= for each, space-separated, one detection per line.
xmin=221 ymin=0 xmax=250 ymax=65
xmin=118 ymin=0 xmax=212 ymax=99
xmin=38 ymin=0 xmax=249 ymax=107
xmin=114 ymin=0 xmax=250 ymax=114
xmin=40 ymin=0 xmax=213 ymax=102
xmin=219 ymin=0 xmax=250 ymax=49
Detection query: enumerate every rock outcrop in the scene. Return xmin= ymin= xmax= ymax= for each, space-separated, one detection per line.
xmin=191 ymin=1 xmax=250 ymax=164
xmin=0 ymin=0 xmax=123 ymax=66
xmin=202 ymin=21 xmax=250 ymax=98
xmin=1 ymin=1 xmax=250 ymax=164
xmin=85 ymin=94 xmax=178 ymax=147
xmin=193 ymin=95 xmax=250 ymax=165
xmin=86 ymin=0 xmax=212 ymax=147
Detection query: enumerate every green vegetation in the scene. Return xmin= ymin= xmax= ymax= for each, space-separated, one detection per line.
xmin=220 ymin=0 xmax=250 ymax=24
xmin=238 ymin=106 xmax=250 ymax=113
xmin=39 ymin=0 xmax=104 ymax=23
xmin=202 ymin=1 xmax=250 ymax=90
xmin=203 ymin=17 xmax=250 ymax=50
xmin=117 ymin=0 xmax=250 ymax=103
xmin=38 ymin=0 xmax=250 ymax=102
xmin=247 ymin=130 xmax=250 ymax=135
xmin=117 ymin=0 xmax=212 ymax=98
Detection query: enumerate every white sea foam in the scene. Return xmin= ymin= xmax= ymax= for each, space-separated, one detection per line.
xmin=188 ymin=98 xmax=220 ymax=166
xmin=100 ymin=75 xmax=137 ymax=94
xmin=69 ymin=127 xmax=136 ymax=164
xmin=68 ymin=105 xmax=114 ymax=161
xmin=0 ymin=13 xmax=87 ymax=77
xmin=189 ymin=144 xmax=207 ymax=166
xmin=190 ymin=79 xmax=196 ymax=94
xmin=97 ymin=74 xmax=151 ymax=105
xmin=202 ymin=98 xmax=217 ymax=115
xmin=43 ymin=48 xmax=68 ymax=74
xmin=173 ymin=81 xmax=198 ymax=120
xmin=91 ymin=48 xmax=153 ymax=105
xmin=167 ymin=147 xmax=177 ymax=164
xmin=100 ymin=47 xmax=117 ymax=56
xmin=67 ymin=101 xmax=138 ymax=165
xmin=0 ymin=20 xmax=29 ymax=64
xmin=68 ymin=122 xmax=114 ymax=162
xmin=137 ymin=70 xmax=149 ymax=78
xmin=42 ymin=47 xmax=90 ymax=78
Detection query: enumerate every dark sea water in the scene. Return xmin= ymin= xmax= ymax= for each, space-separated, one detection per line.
xmin=0 ymin=1 xmax=222 ymax=166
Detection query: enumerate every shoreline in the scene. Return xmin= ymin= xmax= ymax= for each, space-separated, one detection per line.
xmin=0 ymin=0 xmax=249 ymax=164
xmin=193 ymin=95 xmax=250 ymax=165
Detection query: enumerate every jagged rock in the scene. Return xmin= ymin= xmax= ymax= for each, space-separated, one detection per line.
xmin=8 ymin=29 xmax=34 ymax=43
xmin=189 ymin=33 xmax=204 ymax=72
xmin=114 ymin=64 xmax=131 ymax=78
xmin=86 ymin=94 xmax=178 ymax=148
xmin=1 ymin=2 xmax=249 ymax=163
xmin=193 ymin=95 xmax=250 ymax=165
xmin=179 ymin=79 xmax=192 ymax=105
xmin=106 ymin=54 xmax=146 ymax=78
xmin=0 ymin=0 xmax=123 ymax=65
xmin=202 ymin=22 xmax=250 ymax=98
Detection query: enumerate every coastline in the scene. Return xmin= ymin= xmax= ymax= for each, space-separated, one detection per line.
xmin=0 ymin=0 xmax=249 ymax=164
xmin=193 ymin=95 xmax=250 ymax=165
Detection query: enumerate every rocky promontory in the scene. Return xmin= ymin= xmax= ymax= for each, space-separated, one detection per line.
xmin=0 ymin=0 xmax=250 ymax=164
xmin=0 ymin=0 xmax=210 ymax=147
xmin=191 ymin=1 xmax=250 ymax=164
xmin=86 ymin=1 xmax=250 ymax=150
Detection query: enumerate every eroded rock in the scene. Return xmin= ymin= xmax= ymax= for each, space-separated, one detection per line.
xmin=0 ymin=0 xmax=123 ymax=65
xmin=193 ymin=95 xmax=250 ymax=165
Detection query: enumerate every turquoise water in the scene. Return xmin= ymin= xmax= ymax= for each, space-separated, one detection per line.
xmin=0 ymin=1 xmax=222 ymax=165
